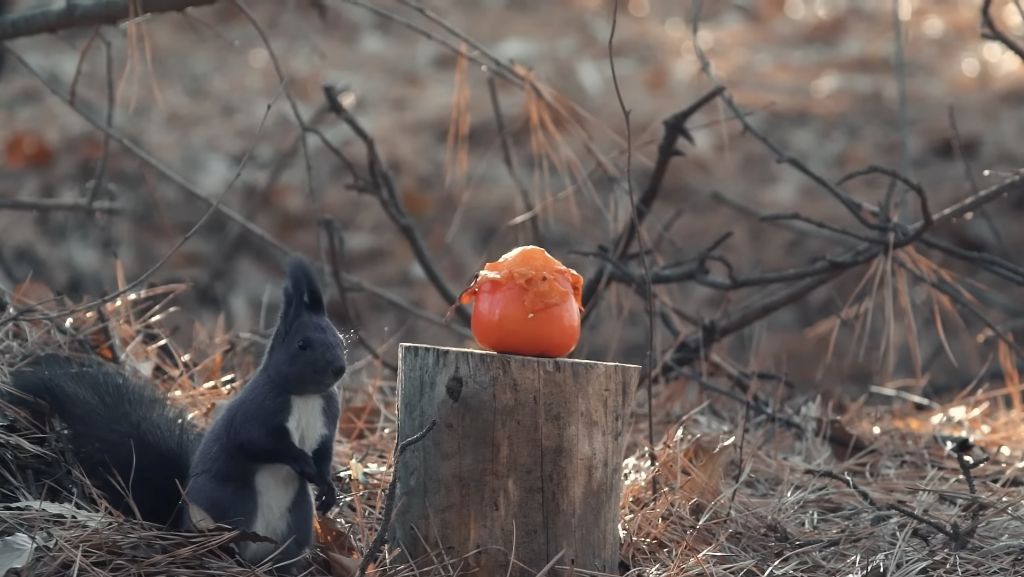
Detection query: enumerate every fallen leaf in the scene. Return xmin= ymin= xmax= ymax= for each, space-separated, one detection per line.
xmin=315 ymin=513 xmax=359 ymax=559
xmin=5 ymin=130 xmax=54 ymax=169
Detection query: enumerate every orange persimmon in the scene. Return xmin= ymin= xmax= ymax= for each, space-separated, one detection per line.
xmin=458 ymin=245 xmax=584 ymax=358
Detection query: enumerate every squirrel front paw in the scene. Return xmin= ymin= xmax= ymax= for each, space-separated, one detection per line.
xmin=315 ymin=479 xmax=337 ymax=514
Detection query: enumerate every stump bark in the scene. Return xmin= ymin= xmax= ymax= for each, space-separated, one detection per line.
xmin=391 ymin=343 xmax=640 ymax=576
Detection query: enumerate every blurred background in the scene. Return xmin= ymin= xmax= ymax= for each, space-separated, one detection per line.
xmin=1 ymin=0 xmax=1022 ymax=408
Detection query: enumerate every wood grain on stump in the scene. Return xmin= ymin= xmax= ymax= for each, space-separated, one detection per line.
xmin=392 ymin=343 xmax=639 ymax=576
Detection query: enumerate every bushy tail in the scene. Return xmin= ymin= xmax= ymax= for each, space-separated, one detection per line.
xmin=7 ymin=353 xmax=200 ymax=526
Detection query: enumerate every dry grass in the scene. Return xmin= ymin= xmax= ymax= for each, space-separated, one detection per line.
xmin=2 ymin=282 xmax=1023 ymax=577
xmin=620 ymin=403 xmax=1024 ymax=576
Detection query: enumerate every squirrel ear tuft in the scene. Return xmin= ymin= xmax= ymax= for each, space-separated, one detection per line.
xmin=285 ymin=256 xmax=325 ymax=315
xmin=279 ymin=283 xmax=297 ymax=323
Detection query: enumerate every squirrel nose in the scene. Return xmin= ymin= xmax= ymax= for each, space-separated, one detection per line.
xmin=331 ymin=364 xmax=346 ymax=380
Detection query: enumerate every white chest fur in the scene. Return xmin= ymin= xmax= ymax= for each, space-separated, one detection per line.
xmin=287 ymin=394 xmax=328 ymax=452
xmin=242 ymin=394 xmax=329 ymax=562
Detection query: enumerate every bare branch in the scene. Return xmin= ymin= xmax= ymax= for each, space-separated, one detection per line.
xmin=638 ymin=0 xmax=1024 ymax=378
xmin=0 ymin=197 xmax=125 ymax=213
xmin=920 ymin=171 xmax=1024 ymax=229
xmin=658 ymin=169 xmax=1023 ymax=372
xmin=659 ymin=244 xmax=877 ymax=371
xmin=69 ymin=28 xmax=101 ymax=106
xmin=85 ymin=33 xmax=114 ymax=206
xmin=690 ymin=1 xmax=892 ymax=237
xmin=580 ymin=85 xmax=724 ymax=314
xmin=982 ymin=0 xmax=1024 ymax=61
xmin=919 ymin=236 xmax=1024 ymax=285
xmin=337 ymin=0 xmax=636 ymax=194
xmin=210 ymin=105 xmax=336 ymax=287
xmin=323 ymin=84 xmax=469 ymax=323
xmin=836 ymin=164 xmax=932 ymax=244
xmin=711 ymin=189 xmax=855 ymax=245
xmin=715 ymin=188 xmax=1024 ymax=286
xmin=0 ymin=0 xmax=217 ymax=41
xmin=761 ymin=212 xmax=884 ymax=245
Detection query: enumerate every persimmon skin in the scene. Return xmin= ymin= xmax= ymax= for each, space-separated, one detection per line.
xmin=459 ymin=245 xmax=584 ymax=358
xmin=469 ymin=277 xmax=581 ymax=358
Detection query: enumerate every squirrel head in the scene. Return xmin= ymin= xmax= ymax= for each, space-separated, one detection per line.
xmin=262 ymin=257 xmax=347 ymax=395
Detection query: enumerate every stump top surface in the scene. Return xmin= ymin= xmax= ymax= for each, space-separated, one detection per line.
xmin=399 ymin=342 xmax=641 ymax=370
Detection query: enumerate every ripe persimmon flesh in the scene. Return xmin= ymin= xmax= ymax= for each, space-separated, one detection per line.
xmin=458 ymin=245 xmax=584 ymax=358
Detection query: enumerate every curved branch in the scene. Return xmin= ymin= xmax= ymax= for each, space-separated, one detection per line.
xmin=580 ymin=85 xmax=724 ymax=313
xmin=982 ymin=0 xmax=1024 ymax=62
xmin=0 ymin=0 xmax=217 ymax=41
xmin=837 ymin=164 xmax=933 ymax=244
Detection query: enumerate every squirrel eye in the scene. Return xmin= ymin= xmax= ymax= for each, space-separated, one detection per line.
xmin=297 ymin=338 xmax=310 ymax=351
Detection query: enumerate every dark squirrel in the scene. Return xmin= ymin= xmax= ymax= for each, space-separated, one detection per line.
xmin=7 ymin=257 xmax=346 ymax=572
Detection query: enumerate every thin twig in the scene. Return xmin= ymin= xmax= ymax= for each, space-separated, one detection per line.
xmin=947 ymin=106 xmax=1008 ymax=258
xmin=710 ymin=189 xmax=853 ymax=244
xmin=68 ymin=28 xmax=100 ymax=106
xmin=887 ymin=0 xmax=913 ymax=220
xmin=486 ymin=76 xmax=541 ymax=244
xmin=713 ymin=187 xmax=1024 ymax=286
xmin=835 ymin=164 xmax=932 ymax=245
xmin=339 ymin=0 xmax=634 ymax=173
xmin=85 ymin=33 xmax=115 ymax=206
xmin=321 ymin=218 xmax=398 ymax=373
xmin=323 ymin=84 xmax=468 ymax=323
xmin=233 ymin=0 xmax=322 ymax=261
xmin=637 ymin=1 xmax=1024 ymax=377
xmin=918 ymin=171 xmax=1024 ymax=229
xmin=920 ymin=236 xmax=1024 ymax=285
xmin=608 ymin=0 xmax=656 ymax=496
xmin=355 ymin=419 xmax=437 ymax=577
xmin=807 ymin=468 xmax=975 ymax=550
xmin=338 ymin=0 xmax=520 ymax=87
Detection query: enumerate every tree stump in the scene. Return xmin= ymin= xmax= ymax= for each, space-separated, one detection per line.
xmin=391 ymin=343 xmax=640 ymax=576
